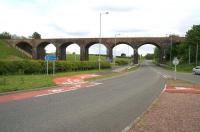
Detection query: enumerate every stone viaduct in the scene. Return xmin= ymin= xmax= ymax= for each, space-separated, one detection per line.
xmin=6 ymin=37 xmax=185 ymax=64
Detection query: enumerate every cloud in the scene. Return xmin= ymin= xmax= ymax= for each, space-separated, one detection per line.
xmin=115 ymin=28 xmax=147 ymax=33
xmin=49 ymin=23 xmax=89 ymax=37
xmin=1 ymin=0 xmax=200 ymax=54
xmin=93 ymin=5 xmax=136 ymax=12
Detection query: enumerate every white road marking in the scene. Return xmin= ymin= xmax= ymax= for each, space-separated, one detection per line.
xmin=175 ymin=87 xmax=191 ymax=90
xmin=162 ymin=84 xmax=167 ymax=93
xmin=35 ymin=82 xmax=102 ymax=98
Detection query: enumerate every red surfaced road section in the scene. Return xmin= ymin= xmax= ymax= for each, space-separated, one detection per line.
xmin=165 ymin=85 xmax=200 ymax=94
xmin=53 ymin=74 xmax=99 ymax=85
xmin=0 ymin=74 xmax=100 ymax=104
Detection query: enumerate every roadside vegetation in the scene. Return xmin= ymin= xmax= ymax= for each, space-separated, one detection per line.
xmin=0 ymin=34 xmax=133 ymax=93
xmin=0 ymin=65 xmax=139 ymax=93
xmin=0 ymin=69 xmax=109 ymax=93
xmin=65 ymin=54 xmax=132 ymax=66
xmin=0 ymin=40 xmax=28 ymax=60
xmin=153 ymin=24 xmax=200 ymax=73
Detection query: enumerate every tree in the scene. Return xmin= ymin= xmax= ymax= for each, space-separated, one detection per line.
xmin=0 ymin=32 xmax=11 ymax=39
xmin=185 ymin=24 xmax=200 ymax=63
xmin=121 ymin=53 xmax=126 ymax=57
xmin=154 ymin=47 xmax=160 ymax=63
xmin=31 ymin=32 xmax=41 ymax=39
xmin=145 ymin=53 xmax=154 ymax=60
xmin=186 ymin=25 xmax=200 ymax=46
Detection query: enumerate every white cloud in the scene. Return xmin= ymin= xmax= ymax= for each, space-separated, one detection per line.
xmin=113 ymin=44 xmax=133 ymax=56
xmin=89 ymin=44 xmax=107 ymax=55
xmin=66 ymin=44 xmax=80 ymax=54
xmin=138 ymin=44 xmax=156 ymax=56
xmin=0 ymin=0 xmax=200 ymax=54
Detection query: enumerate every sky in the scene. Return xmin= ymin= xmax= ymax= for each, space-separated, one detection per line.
xmin=1 ymin=0 xmax=200 ymax=55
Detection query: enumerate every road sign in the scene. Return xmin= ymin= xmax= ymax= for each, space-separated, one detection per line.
xmin=173 ymin=57 xmax=179 ymax=65
xmin=45 ymin=55 xmax=57 ymax=61
xmin=45 ymin=56 xmax=57 ymax=76
xmin=172 ymin=57 xmax=179 ymax=80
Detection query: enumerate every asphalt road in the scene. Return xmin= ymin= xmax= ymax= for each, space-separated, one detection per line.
xmin=150 ymin=62 xmax=200 ymax=84
xmin=0 ymin=62 xmax=165 ymax=132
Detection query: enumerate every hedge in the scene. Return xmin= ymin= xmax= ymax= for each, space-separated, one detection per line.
xmin=115 ymin=60 xmax=129 ymax=66
xmin=0 ymin=60 xmax=111 ymax=75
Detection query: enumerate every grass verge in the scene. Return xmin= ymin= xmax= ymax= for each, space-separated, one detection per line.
xmin=0 ymin=69 xmax=108 ymax=93
xmin=0 ymin=66 xmax=139 ymax=93
xmin=155 ymin=61 xmax=196 ymax=73
xmin=86 ymin=65 xmax=139 ymax=81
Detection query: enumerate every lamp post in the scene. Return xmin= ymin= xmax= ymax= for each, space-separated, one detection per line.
xmin=99 ymin=11 xmax=109 ymax=71
xmin=188 ymin=45 xmax=191 ymax=64
xmin=114 ymin=33 xmax=120 ymax=66
xmin=196 ymin=41 xmax=199 ymax=66
xmin=170 ymin=35 xmax=173 ymax=66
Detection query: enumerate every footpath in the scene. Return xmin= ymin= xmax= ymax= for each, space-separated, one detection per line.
xmin=129 ymin=79 xmax=200 ymax=132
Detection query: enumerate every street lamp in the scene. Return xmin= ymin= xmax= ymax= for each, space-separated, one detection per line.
xmin=99 ymin=11 xmax=109 ymax=71
xmin=114 ymin=33 xmax=120 ymax=66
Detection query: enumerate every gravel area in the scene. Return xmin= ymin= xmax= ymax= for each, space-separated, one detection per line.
xmin=129 ymin=93 xmax=200 ymax=132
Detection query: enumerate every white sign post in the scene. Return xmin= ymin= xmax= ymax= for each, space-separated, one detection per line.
xmin=172 ymin=57 xmax=179 ymax=80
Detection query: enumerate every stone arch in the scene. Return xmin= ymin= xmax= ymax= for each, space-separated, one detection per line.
xmin=113 ymin=43 xmax=134 ymax=56
xmin=59 ymin=42 xmax=81 ymax=60
xmin=111 ymin=42 xmax=134 ymax=64
xmin=137 ymin=42 xmax=161 ymax=50
xmin=15 ymin=41 xmax=33 ymax=55
xmin=111 ymin=42 xmax=132 ymax=49
xmin=36 ymin=42 xmax=56 ymax=60
xmin=137 ymin=42 xmax=164 ymax=64
xmin=85 ymin=42 xmax=109 ymax=61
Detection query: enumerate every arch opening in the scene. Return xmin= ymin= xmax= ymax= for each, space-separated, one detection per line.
xmin=112 ymin=44 xmax=134 ymax=65
xmin=37 ymin=42 xmax=56 ymax=60
xmin=65 ymin=43 xmax=80 ymax=61
xmin=138 ymin=43 xmax=161 ymax=63
xmin=87 ymin=43 xmax=107 ymax=61
xmin=16 ymin=42 xmax=32 ymax=55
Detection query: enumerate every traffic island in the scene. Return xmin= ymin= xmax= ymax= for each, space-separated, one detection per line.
xmin=129 ymin=79 xmax=200 ymax=132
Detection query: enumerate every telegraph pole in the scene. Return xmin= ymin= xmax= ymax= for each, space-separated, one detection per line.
xmin=196 ymin=42 xmax=199 ymax=66
xmin=188 ymin=45 xmax=191 ymax=64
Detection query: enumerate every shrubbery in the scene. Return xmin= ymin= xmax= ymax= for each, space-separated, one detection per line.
xmin=115 ymin=60 xmax=129 ymax=65
xmin=0 ymin=60 xmax=111 ymax=75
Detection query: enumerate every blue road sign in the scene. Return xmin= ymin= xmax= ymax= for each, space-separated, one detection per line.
xmin=45 ymin=55 xmax=57 ymax=60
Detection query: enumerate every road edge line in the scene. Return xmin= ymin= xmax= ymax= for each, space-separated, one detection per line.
xmin=121 ymin=83 xmax=166 ymax=132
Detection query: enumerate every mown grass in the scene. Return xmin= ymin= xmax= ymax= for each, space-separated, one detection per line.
xmin=0 ymin=40 xmax=28 ymax=60
xmin=164 ymin=62 xmax=196 ymax=73
xmin=65 ymin=54 xmax=131 ymax=62
xmin=0 ymin=69 xmax=109 ymax=93
xmin=154 ymin=60 xmax=196 ymax=73
xmin=86 ymin=65 xmax=139 ymax=81
xmin=0 ymin=65 xmax=139 ymax=93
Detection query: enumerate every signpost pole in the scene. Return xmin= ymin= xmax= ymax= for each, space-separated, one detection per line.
xmin=175 ymin=64 xmax=176 ymax=80
xmin=173 ymin=57 xmax=179 ymax=80
xmin=45 ymin=55 xmax=57 ymax=76
xmin=53 ymin=60 xmax=55 ymax=76
xmin=47 ymin=60 xmax=49 ymax=76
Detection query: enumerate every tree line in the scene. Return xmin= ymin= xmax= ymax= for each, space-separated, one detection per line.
xmin=0 ymin=32 xmax=41 ymax=39
xmin=154 ymin=24 xmax=200 ymax=65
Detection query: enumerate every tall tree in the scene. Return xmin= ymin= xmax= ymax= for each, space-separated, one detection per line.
xmin=186 ymin=25 xmax=200 ymax=46
xmin=31 ymin=32 xmax=41 ymax=39
xmin=186 ymin=24 xmax=200 ymax=63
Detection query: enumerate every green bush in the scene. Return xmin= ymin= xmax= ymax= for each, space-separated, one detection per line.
xmin=0 ymin=60 xmax=111 ymax=75
xmin=115 ymin=60 xmax=129 ymax=66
